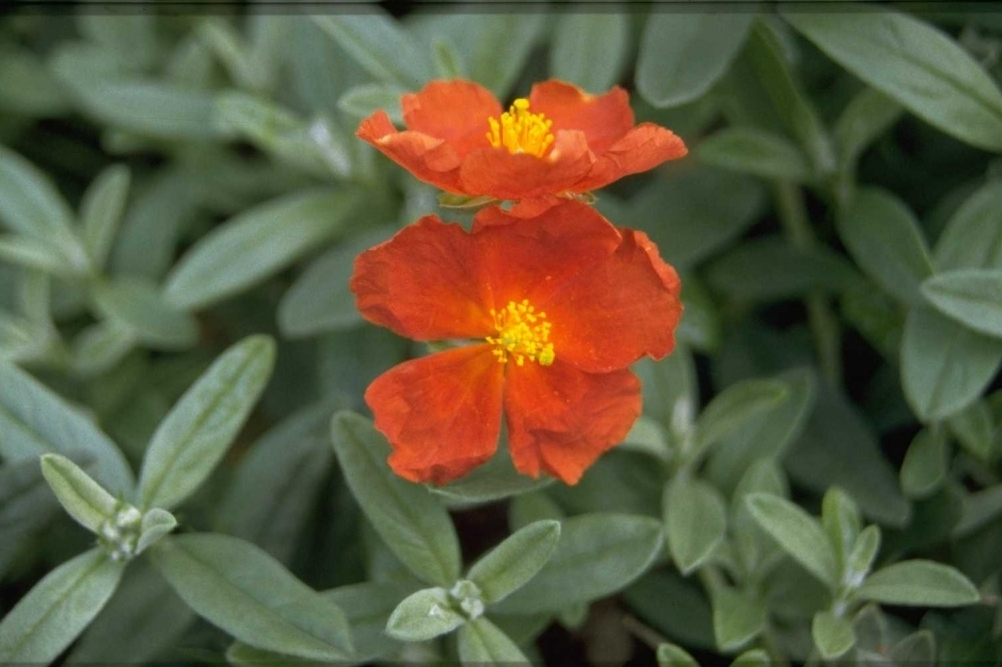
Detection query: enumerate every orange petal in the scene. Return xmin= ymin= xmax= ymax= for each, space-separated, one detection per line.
xmin=366 ymin=345 xmax=504 ymax=485
xmin=573 ymin=124 xmax=688 ymax=193
xmin=529 ymin=80 xmax=634 ymax=155
xmin=402 ymin=80 xmax=502 ymax=158
xmin=356 ymin=110 xmax=465 ymax=193
xmin=471 ymin=201 xmax=621 ymax=310
xmin=351 ymin=215 xmax=493 ymax=339
xmin=539 ymin=228 xmax=683 ymax=373
xmin=504 ymin=362 xmax=641 ymax=485
xmin=458 ymin=130 xmax=594 ymax=200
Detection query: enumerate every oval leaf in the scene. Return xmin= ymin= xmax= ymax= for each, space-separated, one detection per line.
xmin=781 ymin=10 xmax=1002 ymax=152
xmin=812 ymin=610 xmax=856 ymax=659
xmin=457 ymin=617 xmax=530 ymax=664
xmin=385 ymin=587 xmax=465 ymax=642
xmin=330 ymin=411 xmax=461 ymax=586
xmin=696 ymin=127 xmax=812 ymax=182
xmin=695 ymin=378 xmax=789 ymax=455
xmin=934 ymin=180 xmax=1002 ymax=271
xmin=493 ymin=513 xmax=663 ymax=614
xmin=712 ymin=586 xmax=766 ymax=652
xmin=151 ymin=533 xmax=353 ymax=659
xmin=550 ymin=13 xmax=628 ymax=93
xmin=855 ymin=560 xmax=980 ymax=607
xmin=467 ymin=520 xmax=561 ymax=605
xmin=637 ymin=13 xmax=753 ymax=108
xmin=837 ymin=188 xmax=934 ymax=307
xmin=137 ymin=335 xmax=275 ymax=510
xmin=901 ymin=305 xmax=1002 ymax=421
xmin=0 ymin=549 xmax=125 ymax=663
xmin=40 ymin=453 xmax=118 ymax=534
xmin=312 ymin=14 xmax=430 ymax=88
xmin=79 ymin=164 xmax=130 ymax=270
xmin=92 ymin=276 xmax=199 ymax=350
xmin=922 ymin=269 xmax=1002 ymax=339
xmin=164 ymin=189 xmax=357 ymax=310
xmin=899 ymin=428 xmax=948 ymax=499
xmin=746 ymin=493 xmax=839 ymax=588
xmin=664 ymin=477 xmax=727 ymax=574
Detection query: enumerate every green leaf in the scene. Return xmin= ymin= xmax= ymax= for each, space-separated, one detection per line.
xmin=0 ymin=362 xmax=134 ymax=495
xmin=337 ymin=83 xmax=405 ymax=124
xmin=218 ymin=400 xmax=335 ymax=564
xmin=467 ymin=520 xmax=561 ymax=605
xmin=40 ymin=453 xmax=118 ymax=534
xmin=889 ymin=629 xmax=936 ymax=664
xmin=627 ymin=571 xmax=715 ymax=651
xmin=432 ymin=38 xmax=465 ymax=80
xmin=836 ymin=188 xmax=934 ymax=306
xmin=0 ymin=144 xmax=78 ymax=243
xmin=922 ymin=269 xmax=1002 ymax=338
xmin=953 ymin=486 xmax=1002 ymax=538
xmin=821 ymin=487 xmax=861 ymax=568
xmin=623 ymin=167 xmax=765 ymax=271
xmin=385 ymin=587 xmax=465 ymax=642
xmin=135 ymin=508 xmax=176 ymax=555
xmin=330 ymin=411 xmax=461 ymax=586
xmin=712 ymin=586 xmax=766 ymax=652
xmin=70 ymin=319 xmax=136 ymax=378
xmin=706 ymin=237 xmax=860 ymax=302
xmin=312 ymin=13 xmax=430 ymax=88
xmin=430 ymin=446 xmax=554 ymax=506
xmin=509 ymin=492 xmax=565 ymax=532
xmin=844 ymin=524 xmax=881 ymax=589
xmin=278 ymin=226 xmax=396 ymax=338
xmin=657 ymin=642 xmax=700 ymax=667
xmin=0 ymin=234 xmax=81 ymax=276
xmin=152 ymin=533 xmax=353 ymax=659
xmin=781 ymin=9 xmax=1002 ymax=152
xmin=695 ymin=379 xmax=788 ymax=456
xmin=494 ymin=513 xmax=663 ymax=614
xmin=834 ymin=87 xmax=904 ymax=171
xmin=52 ymin=51 xmax=216 ymax=140
xmin=934 ymin=180 xmax=1002 ymax=271
xmin=901 ymin=305 xmax=1002 ymax=421
xmin=730 ymin=648 xmax=771 ymax=667
xmin=696 ymin=127 xmax=812 ymax=182
xmin=0 ymin=458 xmax=61 ymax=578
xmin=811 ymin=611 xmax=855 ymax=659
xmin=900 ymin=427 xmax=948 ymax=499
xmin=456 ymin=617 xmax=530 ymax=665
xmin=637 ymin=13 xmax=753 ymax=108
xmin=854 ymin=560 xmax=980 ymax=607
xmin=746 ymin=493 xmax=839 ymax=588
xmin=947 ymin=399 xmax=997 ymax=461
xmin=164 ymin=188 xmax=357 ymax=310
xmin=79 ymin=164 xmax=130 ymax=271
xmin=677 ymin=274 xmax=723 ymax=352
xmin=664 ymin=476 xmax=727 ymax=574
xmin=0 ymin=45 xmax=67 ymax=116
xmin=137 ymin=335 xmax=275 ymax=510
xmin=0 ymin=548 xmax=125 ymax=663
xmin=551 ymin=13 xmax=628 ymax=93
xmin=92 ymin=276 xmax=199 ymax=350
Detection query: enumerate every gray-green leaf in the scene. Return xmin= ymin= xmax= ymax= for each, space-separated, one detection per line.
xmin=922 ymin=269 xmax=1002 ymax=339
xmin=92 ymin=276 xmax=199 ymax=350
xmin=79 ymin=164 xmax=130 ymax=270
xmin=712 ymin=586 xmax=766 ymax=652
xmin=137 ymin=335 xmax=275 ymax=510
xmin=781 ymin=9 xmax=1002 ymax=152
xmin=551 ymin=13 xmax=628 ymax=94
xmin=854 ymin=560 xmax=980 ymax=607
xmin=0 ymin=548 xmax=125 ymax=663
xmin=40 ymin=453 xmax=118 ymax=534
xmin=746 ymin=493 xmax=839 ymax=588
xmin=664 ymin=476 xmax=727 ymax=574
xmin=934 ymin=180 xmax=1002 ymax=271
xmin=330 ymin=411 xmax=461 ymax=587
xmin=899 ymin=428 xmax=948 ymax=499
xmin=151 ymin=533 xmax=353 ymax=659
xmin=135 ymin=508 xmax=177 ymax=555
xmin=467 ymin=520 xmax=561 ymax=605
xmin=456 ymin=617 xmax=530 ymax=664
xmin=385 ymin=587 xmax=465 ymax=642
xmin=696 ymin=127 xmax=812 ymax=182
xmin=811 ymin=611 xmax=855 ymax=659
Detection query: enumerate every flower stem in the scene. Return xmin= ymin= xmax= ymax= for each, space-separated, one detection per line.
xmin=773 ymin=181 xmax=842 ymax=386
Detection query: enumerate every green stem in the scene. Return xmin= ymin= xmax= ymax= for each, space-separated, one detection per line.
xmin=773 ymin=181 xmax=842 ymax=386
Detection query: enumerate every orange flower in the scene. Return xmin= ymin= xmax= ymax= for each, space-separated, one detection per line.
xmin=356 ymin=79 xmax=687 ymax=201
xmin=350 ymin=201 xmax=683 ymax=486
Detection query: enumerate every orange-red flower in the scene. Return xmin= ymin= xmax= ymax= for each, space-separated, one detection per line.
xmin=350 ymin=201 xmax=683 ymax=486
xmin=356 ymin=79 xmax=687 ymax=201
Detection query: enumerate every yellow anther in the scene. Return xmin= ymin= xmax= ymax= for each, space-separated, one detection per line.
xmin=486 ymin=300 xmax=555 ymax=367
xmin=485 ymin=99 xmax=555 ymax=158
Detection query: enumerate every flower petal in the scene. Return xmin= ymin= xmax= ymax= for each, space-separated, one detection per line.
xmin=366 ymin=345 xmax=504 ymax=485
xmin=529 ymin=80 xmax=634 ymax=155
xmin=351 ymin=215 xmax=493 ymax=339
xmin=573 ymin=123 xmax=688 ymax=193
xmin=356 ymin=110 xmax=465 ymax=193
xmin=458 ymin=130 xmax=594 ymax=200
xmin=471 ymin=201 xmax=622 ymax=310
xmin=402 ymin=80 xmax=502 ymax=158
xmin=538 ymin=228 xmax=683 ymax=373
xmin=504 ymin=362 xmax=641 ymax=485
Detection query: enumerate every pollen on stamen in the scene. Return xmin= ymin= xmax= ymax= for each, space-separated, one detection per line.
xmin=485 ymin=299 xmax=555 ymax=367
xmin=485 ymin=99 xmax=555 ymax=158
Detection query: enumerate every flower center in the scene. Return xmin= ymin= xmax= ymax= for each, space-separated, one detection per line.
xmin=486 ymin=99 xmax=555 ymax=158
xmin=486 ymin=299 xmax=555 ymax=367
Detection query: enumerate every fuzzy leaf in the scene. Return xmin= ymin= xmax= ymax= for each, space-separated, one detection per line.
xmin=467 ymin=520 xmax=561 ymax=605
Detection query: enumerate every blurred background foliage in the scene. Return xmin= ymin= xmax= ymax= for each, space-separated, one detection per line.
xmin=1 ymin=3 xmax=1002 ymax=666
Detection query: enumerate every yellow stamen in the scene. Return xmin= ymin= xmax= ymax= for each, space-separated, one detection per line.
xmin=486 ymin=299 xmax=555 ymax=367
xmin=486 ymin=99 xmax=555 ymax=158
